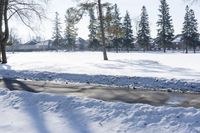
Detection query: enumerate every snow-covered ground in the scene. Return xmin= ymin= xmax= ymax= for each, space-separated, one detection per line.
xmin=1 ymin=51 xmax=200 ymax=133
xmin=0 ymin=88 xmax=200 ymax=133
xmin=1 ymin=51 xmax=200 ymax=92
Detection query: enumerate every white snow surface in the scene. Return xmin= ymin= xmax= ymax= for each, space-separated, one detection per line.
xmin=1 ymin=52 xmax=200 ymax=92
xmin=0 ymin=88 xmax=200 ymax=133
xmin=1 ymin=52 xmax=200 ymax=133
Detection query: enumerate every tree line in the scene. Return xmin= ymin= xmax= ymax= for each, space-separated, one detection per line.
xmin=52 ymin=0 xmax=200 ymax=54
xmin=0 ymin=0 xmax=199 ymax=64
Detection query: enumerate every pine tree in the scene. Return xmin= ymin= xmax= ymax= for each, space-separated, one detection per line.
xmin=189 ymin=9 xmax=199 ymax=53
xmin=123 ymin=11 xmax=134 ymax=52
xmin=52 ymin=12 xmax=62 ymax=51
xmin=88 ymin=8 xmax=100 ymax=50
xmin=137 ymin=6 xmax=151 ymax=52
xmin=105 ymin=6 xmax=114 ymax=50
xmin=157 ymin=0 xmax=174 ymax=52
xmin=111 ymin=4 xmax=124 ymax=53
xmin=182 ymin=6 xmax=199 ymax=53
xmin=64 ymin=8 xmax=78 ymax=51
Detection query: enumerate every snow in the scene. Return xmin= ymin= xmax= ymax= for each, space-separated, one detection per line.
xmin=1 ymin=52 xmax=200 ymax=92
xmin=0 ymin=88 xmax=200 ymax=133
xmin=1 ymin=52 xmax=200 ymax=132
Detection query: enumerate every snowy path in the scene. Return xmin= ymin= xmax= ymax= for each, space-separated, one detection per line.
xmin=1 ymin=78 xmax=200 ymax=108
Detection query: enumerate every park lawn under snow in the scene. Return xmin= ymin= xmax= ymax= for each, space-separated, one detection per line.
xmin=0 ymin=51 xmax=200 ymax=92
xmin=3 ymin=51 xmax=200 ymax=79
xmin=1 ymin=52 xmax=200 ymax=133
xmin=0 ymin=88 xmax=200 ymax=133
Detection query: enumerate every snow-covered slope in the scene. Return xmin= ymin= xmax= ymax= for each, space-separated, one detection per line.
xmin=1 ymin=52 xmax=200 ymax=92
xmin=0 ymin=88 xmax=200 ymax=133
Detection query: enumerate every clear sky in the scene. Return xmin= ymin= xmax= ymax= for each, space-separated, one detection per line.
xmin=9 ymin=0 xmax=200 ymax=42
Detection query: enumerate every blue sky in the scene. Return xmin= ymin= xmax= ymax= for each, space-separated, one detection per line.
xmin=10 ymin=0 xmax=200 ymax=42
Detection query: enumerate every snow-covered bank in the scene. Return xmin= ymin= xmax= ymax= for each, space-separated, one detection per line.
xmin=0 ymin=88 xmax=200 ymax=133
xmin=0 ymin=70 xmax=200 ymax=92
xmin=1 ymin=52 xmax=200 ymax=92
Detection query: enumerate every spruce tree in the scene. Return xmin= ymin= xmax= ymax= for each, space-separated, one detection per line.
xmin=189 ymin=9 xmax=199 ymax=53
xmin=123 ymin=11 xmax=134 ymax=52
xmin=64 ymin=8 xmax=78 ymax=51
xmin=105 ymin=6 xmax=114 ymax=50
xmin=157 ymin=0 xmax=174 ymax=52
xmin=137 ymin=6 xmax=151 ymax=52
xmin=111 ymin=4 xmax=124 ymax=53
xmin=182 ymin=6 xmax=199 ymax=53
xmin=88 ymin=8 xmax=100 ymax=51
xmin=52 ymin=12 xmax=62 ymax=51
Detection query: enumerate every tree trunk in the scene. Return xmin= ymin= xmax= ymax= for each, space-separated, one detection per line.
xmin=98 ymin=0 xmax=108 ymax=60
xmin=116 ymin=46 xmax=118 ymax=53
xmin=185 ymin=40 xmax=188 ymax=54
xmin=0 ymin=0 xmax=3 ymax=63
xmin=0 ymin=0 xmax=8 ymax=64
xmin=193 ymin=46 xmax=196 ymax=53
xmin=163 ymin=46 xmax=166 ymax=53
xmin=0 ymin=43 xmax=7 ymax=63
xmin=127 ymin=47 xmax=129 ymax=53
xmin=0 ymin=51 xmax=1 ymax=62
xmin=185 ymin=46 xmax=188 ymax=53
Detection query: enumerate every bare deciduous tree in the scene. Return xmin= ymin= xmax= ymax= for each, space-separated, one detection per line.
xmin=0 ymin=0 xmax=48 ymax=64
xmin=0 ymin=0 xmax=9 ymax=63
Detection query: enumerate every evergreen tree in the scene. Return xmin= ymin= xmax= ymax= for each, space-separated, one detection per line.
xmin=182 ymin=6 xmax=199 ymax=53
xmin=88 ymin=8 xmax=100 ymax=50
xmin=189 ymin=9 xmax=199 ymax=53
xmin=157 ymin=0 xmax=174 ymax=52
xmin=111 ymin=4 xmax=124 ymax=53
xmin=123 ymin=11 xmax=134 ymax=52
xmin=182 ymin=6 xmax=190 ymax=53
xmin=105 ymin=6 xmax=114 ymax=50
xmin=52 ymin=12 xmax=62 ymax=51
xmin=64 ymin=8 xmax=78 ymax=51
xmin=137 ymin=6 xmax=151 ymax=52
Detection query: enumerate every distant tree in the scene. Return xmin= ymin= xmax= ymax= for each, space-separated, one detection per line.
xmin=123 ymin=11 xmax=134 ymax=52
xmin=111 ymin=4 xmax=124 ymax=53
xmin=182 ymin=6 xmax=199 ymax=53
xmin=64 ymin=8 xmax=78 ymax=51
xmin=88 ymin=7 xmax=100 ymax=50
xmin=157 ymin=0 xmax=174 ymax=52
xmin=182 ymin=6 xmax=190 ymax=53
xmin=137 ymin=6 xmax=151 ymax=52
xmin=104 ymin=6 xmax=114 ymax=51
xmin=189 ymin=9 xmax=199 ymax=53
xmin=52 ymin=12 xmax=62 ymax=51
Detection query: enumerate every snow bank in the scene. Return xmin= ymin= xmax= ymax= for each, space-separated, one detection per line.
xmin=1 ymin=52 xmax=200 ymax=92
xmin=0 ymin=69 xmax=200 ymax=92
xmin=0 ymin=88 xmax=200 ymax=133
